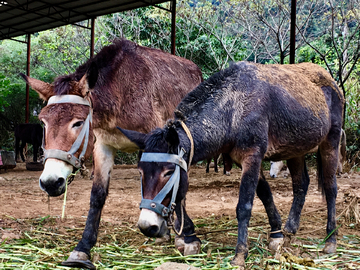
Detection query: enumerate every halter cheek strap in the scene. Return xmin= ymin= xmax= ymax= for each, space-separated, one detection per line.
xmin=43 ymin=95 xmax=93 ymax=169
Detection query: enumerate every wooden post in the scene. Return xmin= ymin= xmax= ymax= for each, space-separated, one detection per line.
xmin=90 ymin=18 xmax=95 ymax=58
xmin=25 ymin=33 xmax=31 ymax=123
xmin=290 ymin=0 xmax=296 ymax=64
xmin=171 ymin=0 xmax=176 ymax=55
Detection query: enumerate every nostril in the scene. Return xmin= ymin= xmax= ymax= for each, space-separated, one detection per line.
xmin=55 ymin=177 xmax=65 ymax=189
xmin=148 ymin=225 xmax=159 ymax=236
xmin=139 ymin=224 xmax=159 ymax=237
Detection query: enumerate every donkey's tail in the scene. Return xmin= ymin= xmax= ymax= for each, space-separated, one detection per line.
xmin=316 ymin=148 xmax=325 ymax=196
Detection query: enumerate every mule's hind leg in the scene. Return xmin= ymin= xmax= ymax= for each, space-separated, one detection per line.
xmin=283 ymin=156 xmax=310 ymax=237
xmin=173 ymin=199 xmax=201 ymax=255
xmin=318 ymin=139 xmax=339 ymax=254
xmin=256 ymin=170 xmax=283 ymax=251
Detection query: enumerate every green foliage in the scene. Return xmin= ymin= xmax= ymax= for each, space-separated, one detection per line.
xmin=0 ymin=0 xmax=360 ymax=165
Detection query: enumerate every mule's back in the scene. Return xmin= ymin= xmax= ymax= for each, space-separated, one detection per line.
xmin=175 ymin=61 xmax=343 ymax=161
xmin=54 ymin=38 xmax=203 ymax=133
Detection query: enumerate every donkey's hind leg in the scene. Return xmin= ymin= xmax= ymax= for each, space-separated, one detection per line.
xmin=283 ymin=156 xmax=310 ymax=237
xmin=174 ymin=199 xmax=201 ymax=256
xmin=256 ymin=170 xmax=283 ymax=251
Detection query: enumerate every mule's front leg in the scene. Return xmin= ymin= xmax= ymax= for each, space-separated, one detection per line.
xmin=231 ymin=156 xmax=262 ymax=268
xmin=256 ymin=171 xmax=283 ymax=251
xmin=62 ymin=144 xmax=115 ymax=270
xmin=173 ymin=200 xmax=201 ymax=255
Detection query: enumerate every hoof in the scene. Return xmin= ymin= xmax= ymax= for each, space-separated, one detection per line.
xmin=174 ymin=236 xmax=201 ymax=255
xmin=269 ymin=237 xmax=284 ymax=252
xmin=323 ymin=242 xmax=336 ymax=254
xmin=61 ymin=250 xmax=96 ymax=270
xmin=230 ymin=252 xmax=245 ymax=269
xmin=175 ymin=236 xmax=185 ymax=253
xmin=184 ymin=240 xmax=201 ymax=255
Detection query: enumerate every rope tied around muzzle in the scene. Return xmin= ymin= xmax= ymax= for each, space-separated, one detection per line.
xmin=42 ymin=94 xmax=93 ymax=184
xmin=139 ymin=120 xmax=194 ymax=236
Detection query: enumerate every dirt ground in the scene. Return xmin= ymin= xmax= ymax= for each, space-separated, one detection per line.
xmin=0 ymin=161 xmax=360 ymax=247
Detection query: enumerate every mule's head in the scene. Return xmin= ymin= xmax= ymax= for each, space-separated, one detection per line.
xmin=119 ymin=122 xmax=190 ymax=238
xmin=20 ymin=64 xmax=98 ymax=196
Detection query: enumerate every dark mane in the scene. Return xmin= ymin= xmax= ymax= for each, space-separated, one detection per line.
xmin=175 ymin=63 xmax=242 ymax=119
xmin=53 ymin=38 xmax=138 ymax=95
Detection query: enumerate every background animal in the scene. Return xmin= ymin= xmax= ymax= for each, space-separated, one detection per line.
xmin=119 ymin=61 xmax=344 ymax=269
xmin=270 ymin=129 xmax=346 ymax=178
xmin=205 ymin=153 xmax=232 ymax=175
xmin=14 ymin=123 xmax=43 ymax=163
xmin=22 ymin=38 xmax=202 ymax=270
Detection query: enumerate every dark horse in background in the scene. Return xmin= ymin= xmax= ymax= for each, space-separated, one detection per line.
xmin=14 ymin=123 xmax=43 ymax=162
xmin=119 ymin=61 xmax=344 ymax=269
xmin=21 ymin=38 xmax=202 ymax=269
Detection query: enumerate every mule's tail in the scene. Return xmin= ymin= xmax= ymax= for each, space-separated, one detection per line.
xmin=316 ymin=148 xmax=325 ymax=196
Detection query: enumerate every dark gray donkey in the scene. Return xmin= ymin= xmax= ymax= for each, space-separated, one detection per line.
xmin=119 ymin=61 xmax=344 ymax=268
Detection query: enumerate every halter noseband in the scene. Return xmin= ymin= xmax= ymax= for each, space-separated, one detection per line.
xmin=42 ymin=95 xmax=93 ymax=169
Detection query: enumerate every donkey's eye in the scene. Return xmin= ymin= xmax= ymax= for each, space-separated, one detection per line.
xmin=72 ymin=121 xmax=84 ymax=128
xmin=164 ymin=170 xmax=174 ymax=177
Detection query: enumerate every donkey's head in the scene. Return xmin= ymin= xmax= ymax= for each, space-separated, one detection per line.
xmin=20 ymin=63 xmax=98 ymax=196
xmin=119 ymin=121 xmax=191 ymax=238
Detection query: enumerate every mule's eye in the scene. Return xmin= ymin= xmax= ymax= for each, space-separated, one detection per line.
xmin=73 ymin=121 xmax=84 ymax=128
xmin=164 ymin=170 xmax=174 ymax=178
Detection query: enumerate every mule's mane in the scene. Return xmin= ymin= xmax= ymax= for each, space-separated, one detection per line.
xmin=53 ymin=38 xmax=138 ymax=95
xmin=175 ymin=63 xmax=239 ymax=119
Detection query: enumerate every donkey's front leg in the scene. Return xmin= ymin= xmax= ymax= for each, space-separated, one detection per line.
xmin=62 ymin=143 xmax=115 ymax=270
xmin=231 ymin=156 xmax=261 ymax=268
xmin=173 ymin=199 xmax=201 ymax=255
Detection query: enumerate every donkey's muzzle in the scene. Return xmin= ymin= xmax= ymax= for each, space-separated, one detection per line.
xmin=39 ymin=177 xmax=65 ymax=196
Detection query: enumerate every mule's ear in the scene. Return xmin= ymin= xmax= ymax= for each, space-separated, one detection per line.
xmin=117 ymin=127 xmax=146 ymax=150
xmin=19 ymin=73 xmax=55 ymax=101
xmin=164 ymin=124 xmax=180 ymax=153
xmin=79 ymin=62 xmax=98 ymax=97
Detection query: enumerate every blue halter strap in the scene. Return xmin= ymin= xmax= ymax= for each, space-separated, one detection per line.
xmin=42 ymin=95 xmax=93 ymax=169
xmin=139 ymin=148 xmax=187 ymax=217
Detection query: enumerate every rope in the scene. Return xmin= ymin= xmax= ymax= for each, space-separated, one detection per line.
xmin=172 ymin=200 xmax=185 ymax=236
xmin=179 ymin=121 xmax=194 ymax=167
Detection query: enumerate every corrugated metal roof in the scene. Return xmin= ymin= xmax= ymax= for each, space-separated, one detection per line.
xmin=0 ymin=0 xmax=170 ymax=40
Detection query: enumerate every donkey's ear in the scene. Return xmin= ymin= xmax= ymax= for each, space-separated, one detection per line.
xmin=19 ymin=73 xmax=55 ymax=101
xmin=117 ymin=127 xmax=146 ymax=150
xmin=164 ymin=124 xmax=180 ymax=153
xmin=79 ymin=62 xmax=98 ymax=97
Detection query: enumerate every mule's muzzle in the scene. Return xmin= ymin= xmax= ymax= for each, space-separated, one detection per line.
xmin=138 ymin=209 xmax=168 ymax=238
xmin=139 ymin=222 xmax=168 ymax=238
xmin=39 ymin=177 xmax=65 ymax=196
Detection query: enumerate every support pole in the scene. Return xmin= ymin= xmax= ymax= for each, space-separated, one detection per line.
xmin=25 ymin=33 xmax=31 ymax=123
xmin=289 ymin=0 xmax=296 ymax=64
xmin=90 ymin=17 xmax=95 ymax=58
xmin=170 ymin=0 xmax=176 ymax=55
